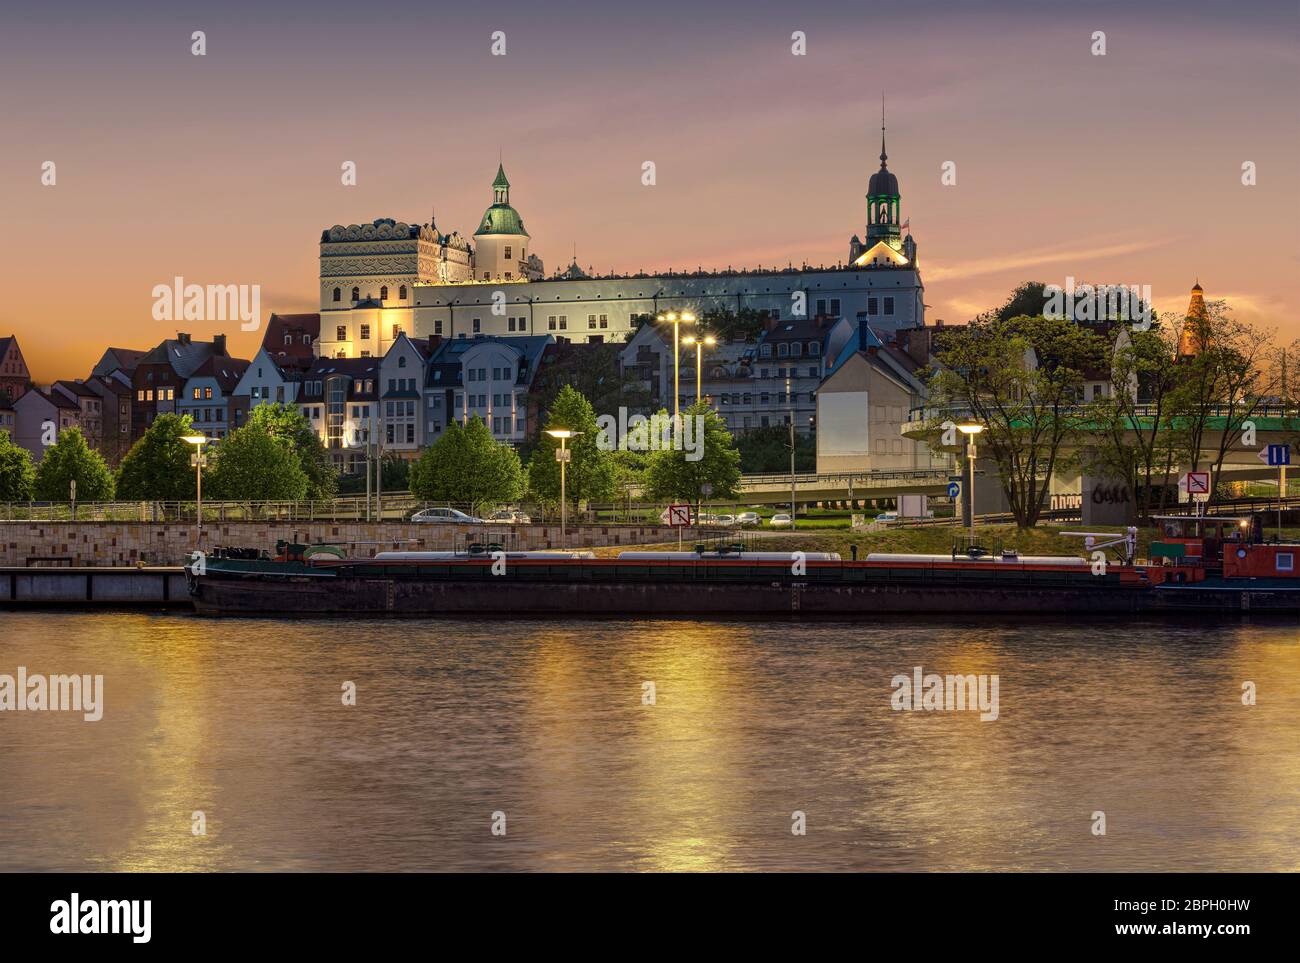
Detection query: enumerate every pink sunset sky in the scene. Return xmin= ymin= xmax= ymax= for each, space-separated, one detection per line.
xmin=1 ymin=0 xmax=1296 ymax=379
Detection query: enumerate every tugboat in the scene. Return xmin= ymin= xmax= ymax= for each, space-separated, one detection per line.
xmin=185 ymin=519 xmax=1300 ymax=618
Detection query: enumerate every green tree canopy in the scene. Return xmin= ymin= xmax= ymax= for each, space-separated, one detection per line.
xmin=245 ymin=402 xmax=338 ymax=498
xmin=115 ymin=412 xmax=197 ymax=500
xmin=644 ymin=402 xmax=742 ymax=504
xmin=204 ymin=426 xmax=309 ymax=500
xmin=0 ymin=430 xmax=36 ymax=501
xmin=926 ymin=314 xmax=1106 ymax=527
xmin=736 ymin=423 xmax=815 ymax=473
xmin=409 ymin=416 xmax=523 ymax=509
xmin=527 ymin=385 xmax=618 ymax=505
xmin=33 ymin=428 xmax=115 ymax=502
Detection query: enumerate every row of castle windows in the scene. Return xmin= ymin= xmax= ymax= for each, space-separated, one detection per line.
xmin=333 ymin=285 xmax=408 ymax=302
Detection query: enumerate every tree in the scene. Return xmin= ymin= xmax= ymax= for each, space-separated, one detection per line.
xmin=1080 ymin=321 xmax=1187 ymax=519
xmin=33 ymin=428 xmax=115 ymax=502
xmin=0 ymin=430 xmax=36 ymax=501
xmin=1166 ymin=300 xmax=1280 ymax=507
xmin=246 ymin=402 xmax=338 ymax=498
xmin=736 ymin=424 xmax=815 ymax=473
xmin=527 ymin=385 xmax=618 ymax=505
xmin=925 ymin=314 xmax=1105 ymax=527
xmin=644 ymin=403 xmax=742 ymax=508
xmin=409 ymin=416 xmax=523 ymax=509
xmin=204 ymin=426 xmax=309 ymax=501
xmin=115 ymin=412 xmax=197 ymax=500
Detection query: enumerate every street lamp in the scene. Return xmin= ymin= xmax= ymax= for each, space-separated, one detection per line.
xmin=680 ymin=333 xmax=716 ymax=406
xmin=182 ymin=434 xmax=208 ymax=536
xmin=546 ymin=428 xmax=582 ymax=546
xmin=656 ymin=311 xmax=696 ymax=421
xmin=957 ymin=422 xmax=983 ymax=544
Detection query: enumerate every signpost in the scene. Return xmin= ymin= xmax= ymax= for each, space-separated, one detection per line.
xmin=663 ymin=504 xmax=692 ymax=550
xmin=1178 ymin=471 xmax=1211 ymax=513
xmin=1259 ymin=444 xmax=1291 ymax=538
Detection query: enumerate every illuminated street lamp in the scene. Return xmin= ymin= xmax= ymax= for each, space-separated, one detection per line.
xmin=182 ymin=434 xmax=209 ymax=536
xmin=957 ymin=422 xmax=984 ymax=543
xmin=656 ymin=311 xmax=696 ymax=421
xmin=680 ymin=333 xmax=716 ymax=406
xmin=546 ymin=428 xmax=582 ymax=545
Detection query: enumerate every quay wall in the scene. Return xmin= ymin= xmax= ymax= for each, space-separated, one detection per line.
xmin=0 ymin=521 xmax=683 ymax=567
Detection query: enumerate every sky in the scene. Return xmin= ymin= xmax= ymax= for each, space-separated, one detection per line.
xmin=1 ymin=0 xmax=1297 ymax=380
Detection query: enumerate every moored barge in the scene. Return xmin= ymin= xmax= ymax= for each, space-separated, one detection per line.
xmin=186 ymin=516 xmax=1300 ymax=617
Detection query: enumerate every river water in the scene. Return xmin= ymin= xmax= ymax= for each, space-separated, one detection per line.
xmin=1 ymin=611 xmax=1297 ymax=872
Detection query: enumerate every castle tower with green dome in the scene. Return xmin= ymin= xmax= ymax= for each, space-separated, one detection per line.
xmin=473 ymin=164 xmax=538 ymax=282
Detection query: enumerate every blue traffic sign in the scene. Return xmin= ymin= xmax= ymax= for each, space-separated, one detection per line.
xmin=947 ymin=482 xmax=961 ymax=498
xmin=1266 ymin=444 xmax=1291 ymax=467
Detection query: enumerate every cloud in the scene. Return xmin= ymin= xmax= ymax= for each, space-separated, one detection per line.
xmin=925 ymin=238 xmax=1173 ymax=284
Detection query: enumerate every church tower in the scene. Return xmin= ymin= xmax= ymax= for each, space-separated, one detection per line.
xmin=1177 ymin=280 xmax=1208 ymax=359
xmin=472 ymin=164 xmax=533 ymax=282
xmin=850 ymin=104 xmax=913 ymax=269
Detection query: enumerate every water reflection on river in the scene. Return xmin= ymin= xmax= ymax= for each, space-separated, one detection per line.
xmin=1 ymin=612 xmax=1297 ymax=871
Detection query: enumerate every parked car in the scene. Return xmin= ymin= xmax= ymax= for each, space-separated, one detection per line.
xmin=874 ymin=511 xmax=900 ymax=524
xmin=736 ymin=512 xmax=761 ymax=527
xmin=715 ymin=514 xmax=737 ymax=527
xmin=769 ymin=513 xmax=794 ymax=528
xmin=488 ymin=509 xmax=532 ymax=524
xmin=410 ymin=507 xmax=486 ymax=524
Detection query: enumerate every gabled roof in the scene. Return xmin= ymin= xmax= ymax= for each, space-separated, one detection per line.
xmin=54 ymin=379 xmax=98 ymax=398
xmin=138 ymin=337 xmax=228 ymax=379
xmin=187 ymin=356 xmax=251 ymax=392
xmin=91 ymin=347 xmax=147 ymax=377
xmin=261 ymin=313 xmax=320 ymax=366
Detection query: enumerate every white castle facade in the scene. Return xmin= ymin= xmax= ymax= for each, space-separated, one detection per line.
xmin=315 ymin=132 xmax=925 ymax=360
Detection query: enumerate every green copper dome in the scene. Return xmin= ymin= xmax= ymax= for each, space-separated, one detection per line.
xmin=475 ymin=163 xmax=529 ymax=237
xmin=475 ymin=203 xmax=528 ymax=237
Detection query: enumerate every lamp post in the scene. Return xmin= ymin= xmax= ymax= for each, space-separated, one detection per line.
xmin=656 ymin=311 xmax=696 ymax=421
xmin=787 ymin=376 xmax=796 ymax=529
xmin=183 ymin=434 xmax=208 ymax=537
xmin=680 ymin=333 xmax=716 ymax=406
xmin=957 ymin=423 xmax=983 ymax=544
xmin=546 ymin=429 xmax=581 ymax=546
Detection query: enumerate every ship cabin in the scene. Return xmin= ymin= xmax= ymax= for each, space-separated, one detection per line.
xmin=1148 ymin=515 xmax=1298 ymax=579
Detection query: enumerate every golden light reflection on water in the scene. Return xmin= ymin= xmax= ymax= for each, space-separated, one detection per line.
xmin=1 ymin=612 xmax=1298 ymax=871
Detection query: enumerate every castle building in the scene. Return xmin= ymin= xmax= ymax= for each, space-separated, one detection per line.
xmin=315 ymin=137 xmax=926 ymax=360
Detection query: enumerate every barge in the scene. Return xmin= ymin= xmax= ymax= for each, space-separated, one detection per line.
xmin=185 ymin=516 xmax=1300 ymax=617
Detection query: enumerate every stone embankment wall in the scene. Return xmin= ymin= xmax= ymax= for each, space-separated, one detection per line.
xmin=0 ymin=522 xmax=681 ymax=566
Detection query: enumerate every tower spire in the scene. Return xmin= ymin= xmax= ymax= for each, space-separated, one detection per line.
xmin=880 ymin=92 xmax=887 ymax=167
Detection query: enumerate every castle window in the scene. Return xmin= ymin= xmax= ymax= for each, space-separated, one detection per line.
xmin=351 ymin=287 xmax=359 ymax=301
xmin=473 ymin=318 xmax=481 ymax=333
xmin=434 ymin=320 xmax=443 ymax=335
xmin=399 ymin=285 xmax=407 ymax=299
xmin=392 ymin=324 xmax=401 ymax=339
xmin=398 ymin=356 xmax=406 ymax=368
xmin=883 ymin=296 xmax=895 ymax=315
xmin=333 ymin=288 xmax=341 ymax=302
xmin=303 ymin=334 xmax=311 ymax=345
xmin=360 ymin=324 xmax=371 ymax=340
xmin=504 ymin=246 xmax=512 ymax=259
xmin=380 ymin=286 xmax=389 ymax=301
xmin=337 ymin=325 xmax=347 ymax=341
xmin=868 ymin=298 xmax=879 ymax=316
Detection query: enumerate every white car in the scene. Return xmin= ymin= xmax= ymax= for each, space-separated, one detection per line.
xmin=410 ymin=507 xmax=486 ymax=524
xmin=488 ymin=509 xmax=532 ymax=524
xmin=769 ymin=513 xmax=794 ymax=528
xmin=736 ymin=512 xmax=761 ymax=527
xmin=715 ymin=514 xmax=737 ymax=527
xmin=874 ymin=511 xmax=900 ymax=524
